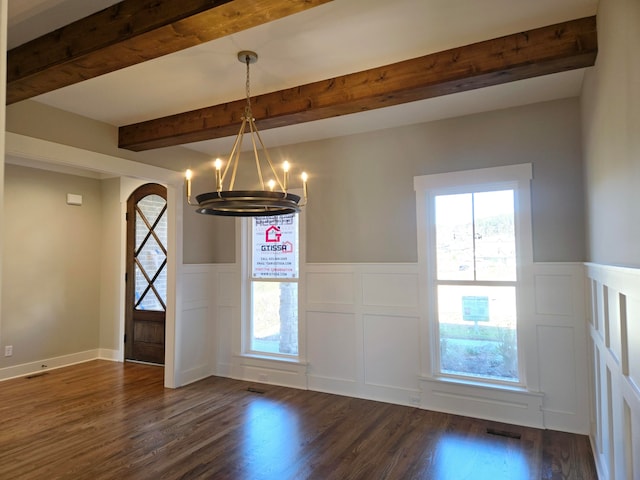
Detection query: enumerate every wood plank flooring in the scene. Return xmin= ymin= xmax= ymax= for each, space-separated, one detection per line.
xmin=0 ymin=361 xmax=597 ymax=479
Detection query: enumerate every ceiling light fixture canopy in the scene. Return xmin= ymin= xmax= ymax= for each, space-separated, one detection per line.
xmin=185 ymin=51 xmax=307 ymax=217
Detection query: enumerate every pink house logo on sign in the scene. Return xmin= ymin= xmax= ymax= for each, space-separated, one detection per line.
xmin=265 ymin=225 xmax=282 ymax=243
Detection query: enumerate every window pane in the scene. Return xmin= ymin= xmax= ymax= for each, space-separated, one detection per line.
xmin=134 ymin=195 xmax=167 ymax=312
xmin=435 ymin=194 xmax=474 ymax=280
xmin=251 ymin=282 xmax=298 ymax=355
xmin=137 ymin=194 xmax=165 ymax=227
xmin=252 ymin=214 xmax=299 ymax=279
xmin=135 ymin=263 xmax=165 ymax=311
xmin=438 ymin=285 xmax=518 ymax=382
xmin=474 ymin=190 xmax=516 ymax=281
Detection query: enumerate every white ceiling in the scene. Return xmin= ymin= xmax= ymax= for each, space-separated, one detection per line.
xmin=7 ymin=0 xmax=598 ymax=157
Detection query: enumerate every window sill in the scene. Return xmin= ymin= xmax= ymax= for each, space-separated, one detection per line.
xmin=419 ymin=374 xmax=542 ymax=397
xmin=235 ymin=353 xmax=308 ymax=367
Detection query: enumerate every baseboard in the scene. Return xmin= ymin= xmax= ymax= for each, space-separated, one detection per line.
xmin=0 ymin=349 xmax=115 ymax=382
xmin=216 ymin=362 xmax=232 ymax=378
xmin=307 ymin=374 xmax=358 ymax=398
xmin=98 ymin=348 xmax=121 ymax=361
xmin=590 ymin=434 xmax=609 ymax=480
xmin=177 ymin=364 xmax=212 ymax=387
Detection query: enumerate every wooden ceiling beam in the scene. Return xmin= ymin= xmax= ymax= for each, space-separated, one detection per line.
xmin=119 ymin=16 xmax=597 ymax=152
xmin=7 ymin=0 xmax=333 ymax=105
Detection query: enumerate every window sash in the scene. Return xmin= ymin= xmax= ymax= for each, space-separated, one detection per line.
xmin=244 ymin=210 xmax=303 ymax=359
xmin=415 ymin=163 xmax=532 ymax=388
xmin=431 ymin=185 xmax=521 ymax=383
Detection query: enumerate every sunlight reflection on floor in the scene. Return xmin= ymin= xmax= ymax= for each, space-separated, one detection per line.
xmin=431 ymin=432 xmax=531 ymax=480
xmin=241 ymin=397 xmax=302 ymax=478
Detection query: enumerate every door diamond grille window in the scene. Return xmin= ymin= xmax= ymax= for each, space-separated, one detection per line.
xmin=134 ymin=194 xmax=167 ymax=311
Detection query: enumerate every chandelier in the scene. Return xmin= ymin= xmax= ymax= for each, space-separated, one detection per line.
xmin=185 ymin=51 xmax=307 ymax=217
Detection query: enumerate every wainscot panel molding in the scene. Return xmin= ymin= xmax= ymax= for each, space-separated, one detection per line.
xmin=206 ymin=262 xmax=591 ymax=432
xmin=176 ymin=264 xmax=217 ymax=386
xmin=305 ymin=264 xmax=422 ymax=406
xmin=214 ymin=264 xmax=240 ymax=380
xmin=532 ymin=262 xmax=590 ymax=434
xmin=586 ymin=263 xmax=640 ymax=480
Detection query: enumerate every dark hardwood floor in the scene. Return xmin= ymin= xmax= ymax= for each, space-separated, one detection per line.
xmin=0 ymin=361 xmax=597 ymax=479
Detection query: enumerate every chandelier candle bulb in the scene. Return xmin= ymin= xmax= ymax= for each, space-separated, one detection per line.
xmin=185 ymin=169 xmax=192 ymax=199
xmin=301 ymin=172 xmax=308 ymax=201
xmin=214 ymin=158 xmax=223 ymax=192
xmin=268 ymin=179 xmax=276 ymax=191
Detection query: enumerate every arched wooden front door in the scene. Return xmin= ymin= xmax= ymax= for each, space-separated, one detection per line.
xmin=125 ymin=183 xmax=167 ymax=364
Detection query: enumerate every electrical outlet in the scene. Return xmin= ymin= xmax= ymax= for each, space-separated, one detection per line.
xmin=4 ymin=345 xmax=13 ymax=357
xmin=409 ymin=396 xmax=421 ymax=406
xmin=258 ymin=373 xmax=268 ymax=382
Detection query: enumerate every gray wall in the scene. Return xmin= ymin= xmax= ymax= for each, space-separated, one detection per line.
xmin=6 ymin=91 xmax=586 ymax=266
xmin=1 ymin=164 xmax=102 ymax=366
xmin=6 ymin=100 xmax=230 ymax=265
xmin=581 ymin=0 xmax=640 ymax=267
xmin=197 ymin=98 xmax=586 ymax=264
xmin=6 ymin=100 xmax=210 ymax=172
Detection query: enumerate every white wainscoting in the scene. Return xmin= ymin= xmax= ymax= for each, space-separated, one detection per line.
xmin=214 ymin=265 xmax=240 ymax=379
xmin=305 ymin=264 xmax=422 ymax=406
xmin=176 ymin=264 xmax=217 ymax=386
xmin=532 ymin=263 xmax=591 ymax=433
xmin=198 ymin=262 xmax=590 ymax=433
xmin=586 ymin=263 xmax=640 ymax=480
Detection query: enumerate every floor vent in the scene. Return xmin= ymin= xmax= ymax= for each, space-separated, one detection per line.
xmin=247 ymin=387 xmax=266 ymax=394
xmin=486 ymin=428 xmax=521 ymax=439
xmin=26 ymin=372 xmax=49 ymax=379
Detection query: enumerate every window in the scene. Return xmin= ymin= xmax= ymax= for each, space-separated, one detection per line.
xmin=415 ymin=164 xmax=532 ymax=385
xmin=245 ymin=213 xmax=300 ymax=357
xmin=134 ymin=193 xmax=167 ymax=311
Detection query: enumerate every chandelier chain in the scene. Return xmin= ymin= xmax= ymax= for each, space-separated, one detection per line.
xmin=244 ymin=55 xmax=252 ymax=119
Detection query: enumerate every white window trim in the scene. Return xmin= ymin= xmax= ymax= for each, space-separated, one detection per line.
xmin=238 ymin=190 xmax=307 ymax=363
xmin=414 ymin=164 xmax=534 ymax=389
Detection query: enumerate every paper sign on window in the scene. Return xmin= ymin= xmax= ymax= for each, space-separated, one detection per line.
xmin=462 ymin=295 xmax=490 ymax=322
xmin=252 ymin=214 xmax=299 ymax=279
